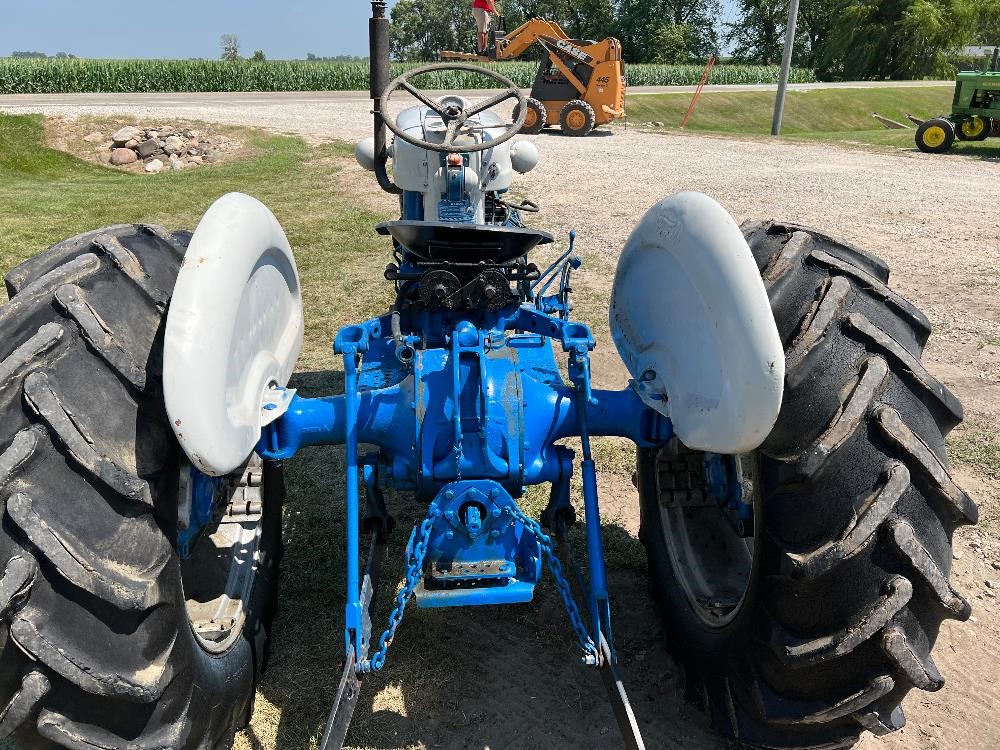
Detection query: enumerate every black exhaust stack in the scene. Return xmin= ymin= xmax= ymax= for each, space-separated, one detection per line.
xmin=370 ymin=1 xmax=400 ymax=194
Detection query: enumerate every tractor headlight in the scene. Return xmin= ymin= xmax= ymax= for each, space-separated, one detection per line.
xmin=355 ymin=137 xmax=376 ymax=171
xmin=510 ymin=140 xmax=539 ymax=174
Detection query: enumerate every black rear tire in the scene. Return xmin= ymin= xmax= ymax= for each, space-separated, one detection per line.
xmin=0 ymin=226 xmax=282 ymax=748
xmin=638 ymin=221 xmax=977 ymax=749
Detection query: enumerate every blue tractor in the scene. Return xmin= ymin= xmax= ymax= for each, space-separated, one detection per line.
xmin=0 ymin=3 xmax=978 ymax=748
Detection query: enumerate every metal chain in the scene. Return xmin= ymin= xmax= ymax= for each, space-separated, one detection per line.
xmin=364 ymin=501 xmax=598 ymax=672
xmin=363 ymin=506 xmax=439 ymax=672
xmin=509 ymin=505 xmax=599 ymax=663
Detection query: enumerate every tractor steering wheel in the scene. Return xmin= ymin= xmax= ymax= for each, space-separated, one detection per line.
xmin=382 ymin=63 xmax=528 ymax=153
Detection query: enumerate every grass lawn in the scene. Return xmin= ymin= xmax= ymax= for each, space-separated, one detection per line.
xmin=626 ymin=86 xmax=1000 ymax=158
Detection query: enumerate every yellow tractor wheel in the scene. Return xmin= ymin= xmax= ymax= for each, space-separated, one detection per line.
xmin=915 ymin=118 xmax=956 ymax=154
xmin=955 ymin=116 xmax=991 ymax=142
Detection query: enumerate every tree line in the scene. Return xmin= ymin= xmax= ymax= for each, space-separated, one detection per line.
xmin=9 ymin=51 xmax=77 ymax=59
xmin=389 ymin=0 xmax=1000 ymax=79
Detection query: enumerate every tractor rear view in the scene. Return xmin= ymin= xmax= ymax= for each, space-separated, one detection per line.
xmin=916 ymin=48 xmax=1000 ymax=152
xmin=0 ymin=1 xmax=979 ymax=749
xmin=442 ymin=16 xmax=626 ymax=136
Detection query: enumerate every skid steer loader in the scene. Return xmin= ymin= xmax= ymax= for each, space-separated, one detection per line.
xmin=441 ymin=15 xmax=626 ymax=136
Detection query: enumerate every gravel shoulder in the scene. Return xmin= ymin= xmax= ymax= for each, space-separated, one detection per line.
xmin=4 ymin=93 xmax=997 ymax=750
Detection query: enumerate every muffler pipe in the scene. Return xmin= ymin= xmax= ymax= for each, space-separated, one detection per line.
xmin=370 ymin=1 xmax=401 ymax=194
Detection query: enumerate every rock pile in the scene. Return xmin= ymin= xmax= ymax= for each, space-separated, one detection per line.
xmin=87 ymin=125 xmax=240 ymax=173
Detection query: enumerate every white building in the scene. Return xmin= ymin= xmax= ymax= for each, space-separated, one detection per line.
xmin=962 ymin=45 xmax=997 ymax=57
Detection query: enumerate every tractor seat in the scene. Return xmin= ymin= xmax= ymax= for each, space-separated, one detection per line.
xmin=377 ymin=221 xmax=554 ymax=264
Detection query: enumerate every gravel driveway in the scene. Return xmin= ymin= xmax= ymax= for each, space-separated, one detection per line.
xmin=3 ymin=91 xmax=998 ymax=750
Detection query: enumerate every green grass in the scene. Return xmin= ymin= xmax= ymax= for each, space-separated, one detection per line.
xmin=0 ymin=57 xmax=815 ymax=94
xmin=948 ymin=422 xmax=1000 ymax=481
xmin=626 ymin=86 xmax=1000 ymax=157
xmin=979 ymin=333 xmax=1000 ymax=349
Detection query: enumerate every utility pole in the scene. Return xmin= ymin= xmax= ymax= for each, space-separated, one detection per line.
xmin=771 ymin=0 xmax=801 ymax=136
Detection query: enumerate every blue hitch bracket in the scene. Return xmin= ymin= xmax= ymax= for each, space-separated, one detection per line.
xmin=415 ymin=480 xmax=542 ymax=608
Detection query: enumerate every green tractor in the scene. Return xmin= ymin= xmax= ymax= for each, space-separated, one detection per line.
xmin=916 ymin=48 xmax=1000 ymax=153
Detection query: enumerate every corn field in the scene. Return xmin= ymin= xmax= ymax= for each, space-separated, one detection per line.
xmin=0 ymin=58 xmax=816 ymax=94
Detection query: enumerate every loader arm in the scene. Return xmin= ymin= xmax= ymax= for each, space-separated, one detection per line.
xmin=494 ymin=17 xmax=569 ymax=60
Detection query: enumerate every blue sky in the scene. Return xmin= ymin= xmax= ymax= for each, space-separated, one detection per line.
xmin=2 ymin=1 xmax=739 ymax=59
xmin=2 ymin=1 xmax=388 ymax=59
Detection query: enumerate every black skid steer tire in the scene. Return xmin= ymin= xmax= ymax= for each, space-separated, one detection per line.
xmin=513 ymin=96 xmax=547 ymax=135
xmin=559 ymin=100 xmax=596 ymax=137
xmin=0 ymin=225 xmax=283 ymax=748
xmin=637 ymin=221 xmax=977 ymax=749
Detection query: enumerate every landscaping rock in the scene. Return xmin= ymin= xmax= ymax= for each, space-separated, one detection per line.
xmin=137 ymin=139 xmax=161 ymax=158
xmin=163 ymin=135 xmax=185 ymax=155
xmin=110 ymin=148 xmax=138 ymax=165
xmin=86 ymin=122 xmax=240 ymax=172
xmin=111 ymin=126 xmax=141 ymax=145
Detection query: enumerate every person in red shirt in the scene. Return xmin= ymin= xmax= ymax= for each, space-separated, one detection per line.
xmin=473 ymin=0 xmax=498 ymax=55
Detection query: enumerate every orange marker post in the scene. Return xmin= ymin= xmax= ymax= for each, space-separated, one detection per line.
xmin=681 ymin=56 xmax=716 ymax=129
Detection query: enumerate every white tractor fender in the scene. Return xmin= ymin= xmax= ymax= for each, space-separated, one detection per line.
xmin=609 ymin=192 xmax=784 ymax=455
xmin=164 ymin=193 xmax=303 ymax=475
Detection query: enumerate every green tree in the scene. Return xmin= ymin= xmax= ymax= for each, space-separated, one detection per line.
xmin=220 ymin=34 xmax=242 ymax=61
xmin=725 ymin=0 xmax=787 ymax=64
xmin=502 ymin=0 xmax=616 ymax=42
xmin=650 ymin=22 xmax=693 ymax=63
xmin=798 ymin=0 xmax=837 ymax=69
xmin=725 ymin=0 xmax=832 ymax=67
xmin=390 ymin=0 xmax=476 ymax=60
xmin=975 ymin=0 xmax=1000 ymax=44
xmin=388 ymin=0 xmax=719 ymax=62
xmin=821 ymin=0 xmax=978 ymax=79
xmin=617 ymin=0 xmax=720 ymax=62
xmin=250 ymin=50 xmax=267 ymax=62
